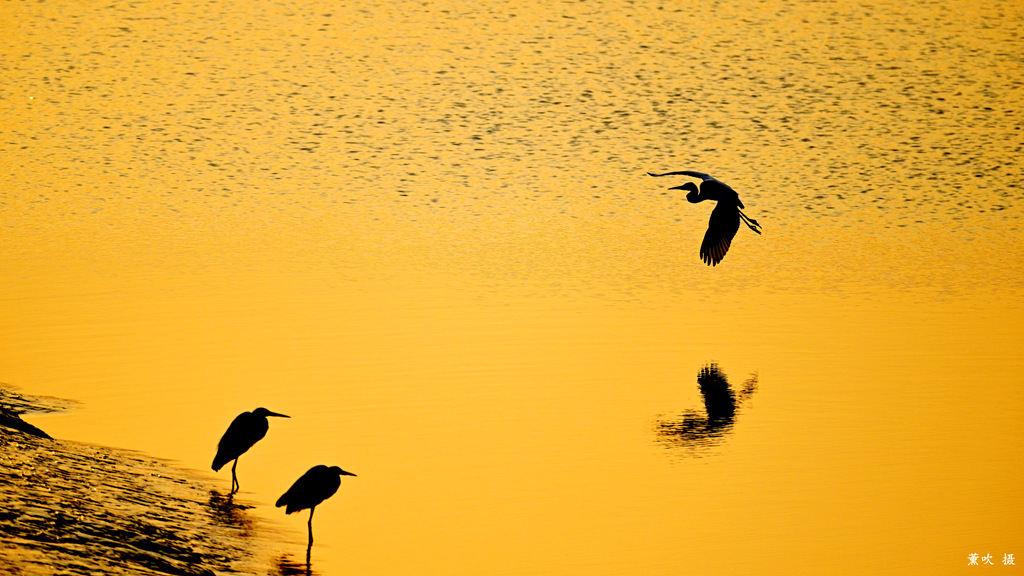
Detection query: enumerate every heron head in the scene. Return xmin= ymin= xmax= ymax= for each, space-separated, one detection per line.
xmin=330 ymin=466 xmax=357 ymax=477
xmin=669 ymin=181 xmax=701 ymax=203
xmin=252 ymin=407 xmax=290 ymax=418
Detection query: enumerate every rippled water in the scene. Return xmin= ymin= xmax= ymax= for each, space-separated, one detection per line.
xmin=2 ymin=0 xmax=1022 ymax=574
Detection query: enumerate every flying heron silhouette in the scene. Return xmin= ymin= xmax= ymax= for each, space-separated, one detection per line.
xmin=648 ymin=170 xmax=762 ymax=265
xmin=212 ymin=407 xmax=290 ymax=494
xmin=277 ymin=465 xmax=357 ymax=551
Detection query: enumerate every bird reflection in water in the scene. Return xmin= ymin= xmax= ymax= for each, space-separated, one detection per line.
xmin=656 ymin=363 xmax=758 ymax=453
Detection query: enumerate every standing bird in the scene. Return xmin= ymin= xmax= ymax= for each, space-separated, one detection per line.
xmin=277 ymin=465 xmax=357 ymax=551
xmin=649 ymin=170 xmax=762 ymax=266
xmin=212 ymin=407 xmax=290 ymax=494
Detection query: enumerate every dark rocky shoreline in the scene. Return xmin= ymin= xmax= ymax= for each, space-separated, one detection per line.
xmin=0 ymin=386 xmax=283 ymax=575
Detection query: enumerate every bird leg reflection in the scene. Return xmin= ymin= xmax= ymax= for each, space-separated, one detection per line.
xmin=305 ymin=538 xmax=313 ymax=575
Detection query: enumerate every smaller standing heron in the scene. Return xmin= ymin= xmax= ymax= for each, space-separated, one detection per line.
xmin=276 ymin=465 xmax=357 ymax=551
xmin=649 ymin=170 xmax=762 ymax=266
xmin=212 ymin=407 xmax=290 ymax=494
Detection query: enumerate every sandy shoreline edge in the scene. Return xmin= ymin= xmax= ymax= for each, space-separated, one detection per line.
xmin=0 ymin=385 xmax=298 ymax=575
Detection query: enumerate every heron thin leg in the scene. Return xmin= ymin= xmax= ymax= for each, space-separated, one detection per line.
xmin=307 ymin=506 xmax=316 ymax=549
xmin=738 ymin=209 xmax=762 ymax=234
xmin=230 ymin=459 xmax=239 ymax=494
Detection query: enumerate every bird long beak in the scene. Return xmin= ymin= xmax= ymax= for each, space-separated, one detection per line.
xmin=266 ymin=411 xmax=290 ymax=418
xmin=339 ymin=469 xmax=357 ymax=477
xmin=668 ymin=184 xmax=688 ymax=190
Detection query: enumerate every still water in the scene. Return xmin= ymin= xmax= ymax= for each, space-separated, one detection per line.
xmin=2 ymin=0 xmax=1022 ymax=573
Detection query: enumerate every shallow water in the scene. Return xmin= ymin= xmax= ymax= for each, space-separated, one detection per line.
xmin=2 ymin=0 xmax=1023 ymax=574
xmin=0 ymin=387 xmax=280 ymax=575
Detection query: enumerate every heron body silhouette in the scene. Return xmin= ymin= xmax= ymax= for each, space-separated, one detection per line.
xmin=277 ymin=465 xmax=357 ymax=551
xmin=648 ymin=170 xmax=762 ymax=265
xmin=212 ymin=407 xmax=290 ymax=494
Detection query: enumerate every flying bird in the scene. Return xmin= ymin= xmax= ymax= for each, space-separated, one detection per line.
xmin=649 ymin=170 xmax=761 ymax=265
xmin=212 ymin=407 xmax=290 ymax=494
xmin=277 ymin=465 xmax=357 ymax=549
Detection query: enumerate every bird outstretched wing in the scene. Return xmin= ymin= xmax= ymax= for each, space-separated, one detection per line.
xmin=700 ymin=202 xmax=741 ymax=266
xmin=648 ymin=170 xmax=713 ymax=181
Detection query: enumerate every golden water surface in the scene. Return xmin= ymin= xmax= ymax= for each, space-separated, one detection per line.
xmin=2 ymin=0 xmax=1023 ymax=573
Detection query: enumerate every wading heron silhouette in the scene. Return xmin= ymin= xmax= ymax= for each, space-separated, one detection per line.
xmin=277 ymin=465 xmax=357 ymax=555
xmin=212 ymin=407 xmax=290 ymax=494
xmin=648 ymin=170 xmax=762 ymax=265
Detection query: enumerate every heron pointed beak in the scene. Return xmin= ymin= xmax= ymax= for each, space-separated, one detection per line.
xmin=668 ymin=184 xmax=688 ymax=190
xmin=339 ymin=469 xmax=357 ymax=477
xmin=266 ymin=411 xmax=290 ymax=418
